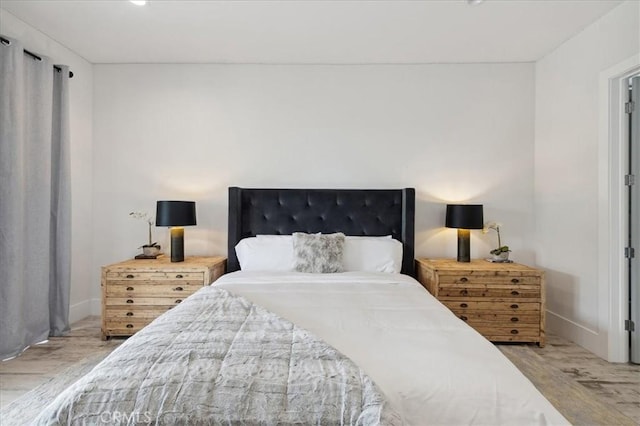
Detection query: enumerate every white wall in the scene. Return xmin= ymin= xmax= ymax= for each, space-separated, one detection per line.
xmin=1 ymin=10 xmax=95 ymax=323
xmin=92 ymin=63 xmax=535 ymax=306
xmin=534 ymin=0 xmax=639 ymax=360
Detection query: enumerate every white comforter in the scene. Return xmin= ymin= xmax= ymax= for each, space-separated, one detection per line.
xmin=216 ymin=271 xmax=570 ymax=426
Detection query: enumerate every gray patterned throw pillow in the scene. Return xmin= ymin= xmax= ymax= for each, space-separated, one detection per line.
xmin=292 ymin=232 xmax=346 ymax=273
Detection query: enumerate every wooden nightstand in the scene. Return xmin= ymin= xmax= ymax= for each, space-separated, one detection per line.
xmin=416 ymin=258 xmax=545 ymax=346
xmin=101 ymin=256 xmax=226 ymax=340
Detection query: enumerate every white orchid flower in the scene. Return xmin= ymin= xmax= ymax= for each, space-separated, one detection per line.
xmin=129 ymin=211 xmax=154 ymax=225
xmin=483 ymin=221 xmax=500 ymax=233
xmin=129 ymin=211 xmax=156 ymax=247
xmin=483 ymin=221 xmax=506 ymax=251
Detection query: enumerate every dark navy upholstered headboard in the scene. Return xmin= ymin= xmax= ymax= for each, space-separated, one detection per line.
xmin=227 ymin=187 xmax=415 ymax=276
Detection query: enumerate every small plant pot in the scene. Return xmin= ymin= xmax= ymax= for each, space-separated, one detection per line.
xmin=142 ymin=245 xmax=161 ymax=256
xmin=491 ymin=251 xmax=510 ymax=262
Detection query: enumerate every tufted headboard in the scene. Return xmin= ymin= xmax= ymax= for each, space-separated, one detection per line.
xmin=227 ymin=187 xmax=415 ymax=276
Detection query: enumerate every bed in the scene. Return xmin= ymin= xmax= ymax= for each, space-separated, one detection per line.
xmin=34 ymin=187 xmax=569 ymax=425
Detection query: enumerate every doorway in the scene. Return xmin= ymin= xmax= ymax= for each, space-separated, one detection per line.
xmin=599 ymin=56 xmax=640 ymax=363
xmin=629 ymin=75 xmax=639 ymax=364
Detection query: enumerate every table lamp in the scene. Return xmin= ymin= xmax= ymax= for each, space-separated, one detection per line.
xmin=156 ymin=201 xmax=197 ymax=262
xmin=445 ymin=204 xmax=483 ymax=262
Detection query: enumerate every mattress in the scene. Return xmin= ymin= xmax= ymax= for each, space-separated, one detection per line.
xmin=216 ymin=270 xmax=570 ymax=426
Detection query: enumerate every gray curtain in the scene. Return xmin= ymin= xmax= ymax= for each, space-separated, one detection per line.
xmin=0 ymin=36 xmax=71 ymax=359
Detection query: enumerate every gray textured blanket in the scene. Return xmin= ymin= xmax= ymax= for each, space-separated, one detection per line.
xmin=34 ymin=286 xmax=402 ymax=425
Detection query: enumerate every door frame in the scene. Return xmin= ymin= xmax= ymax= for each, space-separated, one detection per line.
xmin=598 ymin=54 xmax=640 ymax=362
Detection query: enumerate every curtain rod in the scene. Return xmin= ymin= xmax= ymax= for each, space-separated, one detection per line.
xmin=0 ymin=37 xmax=74 ymax=78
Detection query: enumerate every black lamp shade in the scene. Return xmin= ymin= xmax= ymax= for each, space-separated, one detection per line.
xmin=445 ymin=204 xmax=484 ymax=230
xmin=445 ymin=204 xmax=483 ymax=263
xmin=156 ymin=201 xmax=196 ymax=262
xmin=156 ymin=201 xmax=197 ymax=227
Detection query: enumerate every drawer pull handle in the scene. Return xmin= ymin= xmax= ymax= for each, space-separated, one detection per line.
xmin=511 ymin=317 xmax=519 ymax=322
xmin=126 ymin=312 xmax=134 ymax=317
xmin=511 ymin=278 xmax=520 ymax=284
xmin=126 ymin=274 xmax=134 ymax=279
xmin=460 ymin=315 xmax=468 ymax=321
xmin=510 ymin=329 xmax=519 ymax=335
xmin=510 ymin=304 xmax=519 ymax=309
xmin=126 ymin=324 xmax=134 ymax=329
xmin=126 ymin=286 xmax=134 ymax=291
xmin=460 ymin=277 xmax=468 ymax=283
xmin=126 ymin=299 xmax=134 ymax=304
xmin=511 ymin=290 xmax=519 ymax=296
xmin=175 ymin=299 xmax=182 ymax=304
xmin=176 ymin=274 xmax=184 ymax=279
xmin=174 ymin=286 xmax=184 ymax=291
xmin=460 ymin=303 xmax=468 ymax=308
xmin=460 ymin=289 xmax=468 ymax=296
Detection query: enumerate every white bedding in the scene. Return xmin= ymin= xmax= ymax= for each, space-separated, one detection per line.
xmin=216 ymin=271 xmax=570 ymax=426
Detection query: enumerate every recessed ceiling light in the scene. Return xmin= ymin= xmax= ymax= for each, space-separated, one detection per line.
xmin=467 ymin=0 xmax=484 ymax=5
xmin=130 ymin=0 xmax=147 ymax=5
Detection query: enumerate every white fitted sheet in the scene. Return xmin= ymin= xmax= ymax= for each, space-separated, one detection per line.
xmin=215 ymin=271 xmax=570 ymax=426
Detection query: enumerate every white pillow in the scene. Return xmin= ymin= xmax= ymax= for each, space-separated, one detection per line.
xmin=235 ymin=236 xmax=294 ymax=271
xmin=342 ymin=236 xmax=403 ymax=273
xmin=254 ymin=234 xmax=403 ymax=274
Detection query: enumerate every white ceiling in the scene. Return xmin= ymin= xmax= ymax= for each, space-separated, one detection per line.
xmin=1 ymin=0 xmax=623 ymax=64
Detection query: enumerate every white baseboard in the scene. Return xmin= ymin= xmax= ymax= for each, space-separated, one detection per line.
xmin=68 ymin=298 xmax=102 ymax=324
xmin=69 ymin=299 xmax=91 ymax=323
xmin=546 ymin=309 xmax=606 ymax=359
xmin=90 ymin=298 xmax=101 ymax=316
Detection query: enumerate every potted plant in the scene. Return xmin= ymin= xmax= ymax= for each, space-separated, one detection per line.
xmin=129 ymin=211 xmax=161 ymax=256
xmin=483 ymin=222 xmax=511 ymax=262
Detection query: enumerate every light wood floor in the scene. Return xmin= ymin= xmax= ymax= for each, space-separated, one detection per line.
xmin=497 ymin=337 xmax=639 ymax=425
xmin=0 ymin=317 xmax=123 ymax=409
xmin=1 ymin=317 xmax=639 ymax=425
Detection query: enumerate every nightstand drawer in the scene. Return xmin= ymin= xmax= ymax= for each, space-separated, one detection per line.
xmin=438 ymin=275 xmax=540 ymax=286
xmin=441 ymin=300 xmax=540 ymax=312
xmin=106 ymin=282 xmax=203 ymax=297
xmin=106 ymin=271 xmax=204 ymax=281
xmin=103 ymin=322 xmax=148 ymax=335
xmin=472 ymin=325 xmax=540 ymax=338
xmin=105 ymin=296 xmax=188 ymax=307
xmin=106 ymin=307 xmax=175 ymax=320
xmin=438 ymin=284 xmax=540 ymax=299
xmin=450 ymin=311 xmax=540 ymax=325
